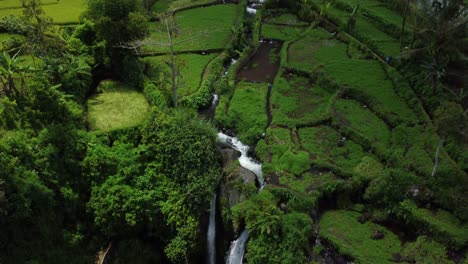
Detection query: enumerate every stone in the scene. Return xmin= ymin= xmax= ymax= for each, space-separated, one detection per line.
xmin=220 ymin=148 xmax=241 ymax=168
xmin=371 ymin=230 xmax=385 ymax=240
xmin=280 ymin=203 xmax=288 ymax=212
xmin=239 ymin=166 xmax=256 ymax=185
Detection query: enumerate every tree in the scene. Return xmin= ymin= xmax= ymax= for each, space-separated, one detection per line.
xmin=400 ymin=0 xmax=411 ymax=51
xmin=0 ymin=51 xmax=25 ymax=97
xmin=433 ymin=101 xmax=467 ymax=170
xmin=2 ymin=0 xmax=66 ymax=58
xmin=117 ymin=13 xmax=209 ymax=107
xmin=364 ymin=169 xmax=420 ymax=210
xmin=44 ymin=54 xmax=92 ymax=100
xmin=86 ymin=0 xmax=148 ymax=48
xmin=403 ymin=0 xmax=466 ymax=62
xmin=86 ymin=0 xmax=148 ymax=81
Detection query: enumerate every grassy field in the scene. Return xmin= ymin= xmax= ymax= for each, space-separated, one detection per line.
xmin=264 ymin=13 xmax=309 ymax=26
xmin=320 ymin=210 xmax=402 ymax=264
xmin=300 ymin=126 xmax=370 ymax=171
xmin=322 ymin=60 xmax=416 ymax=123
xmin=334 ymin=99 xmax=391 ymax=150
xmin=143 ymin=53 xmax=216 ymax=97
xmin=0 ymin=0 xmax=86 ymax=24
xmin=401 ymin=200 xmax=468 ymax=249
xmin=151 ymin=0 xmax=215 ymax=13
xmin=313 ymin=1 xmax=401 ymax=56
xmin=270 ymin=74 xmax=332 ymax=127
xmin=287 ymin=28 xmax=347 ymax=69
xmin=0 ymin=0 xmax=58 ymax=9
xmin=216 ymin=81 xmax=268 ymax=145
xmin=288 ymin=29 xmax=415 ymax=123
xmin=87 ymin=81 xmax=149 ymax=131
xmin=143 ymin=4 xmax=238 ymax=54
xmin=261 ymin=24 xmax=306 ymax=41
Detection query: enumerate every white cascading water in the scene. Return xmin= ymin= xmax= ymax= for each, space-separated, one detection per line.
xmin=212 ymin=94 xmax=219 ymax=107
xmin=226 ymin=230 xmax=249 ymax=264
xmin=224 ymin=59 xmax=238 ymax=76
xmin=217 ymin=133 xmax=264 ymax=186
xmin=218 ymin=133 xmax=265 ymax=264
xmin=207 ymin=194 xmax=217 ymax=264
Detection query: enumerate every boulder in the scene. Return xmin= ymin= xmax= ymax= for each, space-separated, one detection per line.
xmin=371 ymin=230 xmax=385 ymax=240
xmin=220 ymin=148 xmax=241 ymax=168
xmin=239 ymin=166 xmax=256 ymax=185
xmin=280 ymin=203 xmax=288 ymax=212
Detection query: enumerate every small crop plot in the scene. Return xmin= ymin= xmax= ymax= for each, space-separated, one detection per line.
xmin=279 ymin=171 xmax=341 ymax=194
xmin=237 ymin=41 xmax=281 ymax=83
xmin=259 ymin=127 xmax=310 ymax=175
xmin=365 ymin=5 xmax=404 ymax=27
xmin=261 ymin=24 xmax=306 ymax=41
xmin=288 ymin=28 xmax=348 ymax=70
xmin=87 ymin=81 xmax=149 ymax=131
xmin=264 ymin=13 xmax=309 ymax=26
xmin=321 ymin=59 xmax=416 ymax=123
xmin=151 ymin=0 xmax=215 ymax=13
xmin=270 ymin=73 xmax=332 ymax=127
xmin=320 ymin=210 xmax=402 ymax=264
xmin=0 ymin=0 xmax=86 ymax=24
xmin=0 ymin=0 xmax=58 ymax=9
xmin=400 ymin=200 xmax=468 ymax=249
xmin=143 ymin=4 xmax=238 ymax=54
xmin=314 ymin=2 xmax=401 ymax=56
xmin=216 ymin=81 xmax=268 ymax=145
xmin=299 ymin=126 xmax=371 ymax=171
xmin=143 ymin=53 xmax=216 ymax=97
xmin=354 ymin=18 xmax=400 ymax=56
xmin=389 ymin=125 xmax=447 ymax=176
xmin=334 ymin=99 xmax=390 ymax=150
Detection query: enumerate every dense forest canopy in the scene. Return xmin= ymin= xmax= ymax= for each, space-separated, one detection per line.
xmin=0 ymin=0 xmax=466 ymax=263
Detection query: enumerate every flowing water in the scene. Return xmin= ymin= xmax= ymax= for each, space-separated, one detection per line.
xmin=226 ymin=230 xmax=249 ymax=264
xmin=217 ymin=133 xmax=264 ymax=186
xmin=218 ymin=133 xmax=265 ymax=264
xmin=207 ymin=194 xmax=217 ymax=264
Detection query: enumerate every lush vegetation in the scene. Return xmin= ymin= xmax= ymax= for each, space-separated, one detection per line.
xmin=0 ymin=0 xmax=466 ymax=263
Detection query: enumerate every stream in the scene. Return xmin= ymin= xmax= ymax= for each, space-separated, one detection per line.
xmin=207 ymin=2 xmax=267 ymax=263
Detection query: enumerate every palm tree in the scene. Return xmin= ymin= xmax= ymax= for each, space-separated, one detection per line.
xmin=405 ymin=0 xmax=467 ymax=61
xmin=0 ymin=51 xmax=25 ymax=97
xmin=400 ymin=0 xmax=411 ymax=51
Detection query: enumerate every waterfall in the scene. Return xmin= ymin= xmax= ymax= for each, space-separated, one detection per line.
xmin=218 ymin=133 xmax=265 ymax=264
xmin=212 ymin=94 xmax=219 ymax=107
xmin=217 ymin=133 xmax=264 ymax=186
xmin=226 ymin=230 xmax=249 ymax=264
xmin=207 ymin=194 xmax=217 ymax=264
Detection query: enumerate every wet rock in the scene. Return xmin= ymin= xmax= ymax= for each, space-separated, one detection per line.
xmin=219 ymin=150 xmax=256 ymax=209
xmin=219 ymin=182 xmax=241 ymax=209
xmin=280 ymin=203 xmax=288 ymax=212
xmin=220 ymin=148 xmax=241 ymax=168
xmin=371 ymin=230 xmax=385 ymax=240
xmin=239 ymin=167 xmax=256 ymax=184
xmin=357 ymin=213 xmax=371 ymax=224
xmin=391 ymin=253 xmax=404 ymax=262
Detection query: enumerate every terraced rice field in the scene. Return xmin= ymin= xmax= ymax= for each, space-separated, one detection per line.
xmin=0 ymin=0 xmax=87 ymax=24
xmin=142 ymin=4 xmax=239 ymax=54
